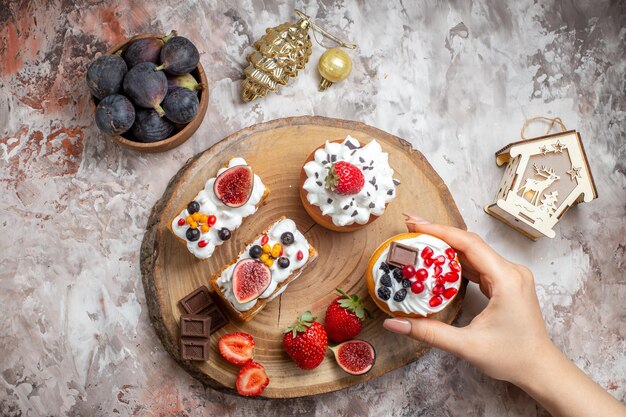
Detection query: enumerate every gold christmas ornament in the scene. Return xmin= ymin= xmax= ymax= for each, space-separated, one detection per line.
xmin=318 ymin=47 xmax=352 ymax=91
xmin=241 ymin=9 xmax=356 ymax=102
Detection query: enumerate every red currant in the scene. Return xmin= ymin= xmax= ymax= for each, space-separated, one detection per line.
xmin=279 ymin=247 xmax=284 ymax=256
xmin=429 ymin=296 xmax=442 ymax=307
xmin=444 ymin=272 xmax=459 ymax=282
xmin=207 ymin=215 xmax=217 ymax=226
xmin=296 ymin=250 xmax=304 ymax=261
xmin=433 ymin=265 xmax=442 ymax=277
xmin=434 ymin=255 xmax=446 ymax=265
xmin=432 ymin=285 xmax=445 ymax=296
xmin=445 ymin=248 xmax=456 ymax=260
xmin=177 ymin=218 xmax=186 ymax=226
xmin=449 ymin=260 xmax=461 ymax=272
xmin=411 ymin=281 xmax=425 ymax=294
xmin=402 ymin=265 xmax=416 ymax=278
xmin=421 ymin=246 xmax=433 ymax=259
xmin=416 ymin=268 xmax=428 ymax=281
xmin=261 ymin=235 xmax=269 ymax=245
xmin=443 ymin=288 xmax=458 ymax=299
xmin=423 ymin=257 xmax=434 ymax=267
xmin=198 ymin=240 xmax=208 ymax=248
xmin=436 ymin=276 xmax=446 ymax=286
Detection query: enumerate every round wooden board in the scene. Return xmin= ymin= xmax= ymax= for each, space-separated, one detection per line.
xmin=141 ymin=116 xmax=467 ymax=398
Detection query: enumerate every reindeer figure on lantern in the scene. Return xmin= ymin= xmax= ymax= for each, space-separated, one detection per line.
xmin=517 ymin=164 xmax=560 ymax=205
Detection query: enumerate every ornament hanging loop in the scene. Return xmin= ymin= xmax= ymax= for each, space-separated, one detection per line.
xmin=520 ymin=116 xmax=567 ymax=140
xmin=294 ymin=9 xmax=357 ymax=49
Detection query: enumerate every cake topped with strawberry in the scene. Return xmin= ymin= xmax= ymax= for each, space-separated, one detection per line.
xmin=170 ymin=157 xmax=269 ymax=260
xmin=300 ymin=136 xmax=399 ymax=231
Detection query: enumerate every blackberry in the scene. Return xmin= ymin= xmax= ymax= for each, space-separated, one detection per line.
xmin=401 ymin=279 xmax=411 ymax=288
xmin=392 ymin=268 xmax=403 ymax=283
xmin=377 ymin=286 xmax=391 ymax=301
xmin=379 ymin=262 xmax=392 ymax=273
xmin=393 ymin=289 xmax=407 ymax=302
xmin=380 ymin=273 xmax=392 ymax=287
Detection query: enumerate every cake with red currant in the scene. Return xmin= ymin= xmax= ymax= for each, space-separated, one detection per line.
xmin=169 ymin=157 xmax=269 ymax=260
xmin=210 ymin=217 xmax=318 ymax=322
xmin=299 ymin=137 xmax=399 ymax=232
xmin=366 ymin=233 xmax=461 ymax=318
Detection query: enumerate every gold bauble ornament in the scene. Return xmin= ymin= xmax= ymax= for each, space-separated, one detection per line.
xmin=318 ymin=47 xmax=352 ymax=91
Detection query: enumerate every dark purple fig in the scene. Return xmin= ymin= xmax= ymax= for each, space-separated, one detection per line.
xmin=162 ymin=87 xmax=199 ymax=124
xmin=166 ymin=73 xmax=202 ymax=93
xmin=123 ymin=62 xmax=167 ymax=116
xmin=130 ymin=108 xmax=175 ymax=142
xmin=95 ymin=94 xmax=135 ymax=135
xmin=155 ymin=36 xmax=199 ymax=75
xmin=121 ymin=31 xmax=176 ymax=68
xmin=86 ymin=54 xmax=127 ymax=99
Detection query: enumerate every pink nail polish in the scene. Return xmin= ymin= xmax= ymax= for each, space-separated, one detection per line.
xmin=383 ymin=318 xmax=412 ymax=334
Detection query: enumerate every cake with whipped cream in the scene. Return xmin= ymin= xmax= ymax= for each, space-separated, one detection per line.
xmin=299 ymin=136 xmax=400 ymax=232
xmin=210 ymin=217 xmax=318 ymax=322
xmin=366 ymin=233 xmax=462 ymax=317
xmin=170 ymin=157 xmax=269 ymax=260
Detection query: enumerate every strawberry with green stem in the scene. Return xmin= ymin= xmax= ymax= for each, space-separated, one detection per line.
xmin=324 ymin=288 xmax=374 ymax=343
xmin=283 ymin=311 xmax=328 ymax=370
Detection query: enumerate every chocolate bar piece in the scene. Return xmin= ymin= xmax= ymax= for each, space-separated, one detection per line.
xmin=386 ymin=241 xmax=419 ymax=268
xmin=179 ymin=286 xmax=229 ymax=332
xmin=180 ymin=337 xmax=210 ymax=361
xmin=180 ymin=314 xmax=211 ymax=338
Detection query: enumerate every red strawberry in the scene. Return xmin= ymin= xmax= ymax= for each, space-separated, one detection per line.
xmin=324 ymin=288 xmax=373 ymax=343
xmin=236 ymin=361 xmax=269 ymax=396
xmin=218 ymin=332 xmax=255 ymax=366
xmin=283 ymin=311 xmax=328 ymax=370
xmin=325 ymin=161 xmax=365 ymax=195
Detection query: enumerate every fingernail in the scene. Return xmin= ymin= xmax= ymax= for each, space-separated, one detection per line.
xmin=403 ymin=213 xmax=430 ymax=225
xmin=383 ymin=318 xmax=412 ymax=334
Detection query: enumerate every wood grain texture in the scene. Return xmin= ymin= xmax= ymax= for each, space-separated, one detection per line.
xmin=140 ymin=116 xmax=467 ymax=398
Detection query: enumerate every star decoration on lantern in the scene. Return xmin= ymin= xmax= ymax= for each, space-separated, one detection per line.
xmin=552 ymin=140 xmax=566 ymax=153
xmin=539 ymin=145 xmax=550 ymax=155
xmin=566 ymin=165 xmax=582 ymax=180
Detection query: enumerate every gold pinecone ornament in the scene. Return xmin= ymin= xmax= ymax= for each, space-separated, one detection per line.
xmin=241 ymin=18 xmax=313 ymax=102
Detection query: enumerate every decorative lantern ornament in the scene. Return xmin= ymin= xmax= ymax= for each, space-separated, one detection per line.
xmin=318 ymin=47 xmax=352 ymax=91
xmin=241 ymin=9 xmax=356 ymax=102
xmin=484 ymin=117 xmax=598 ymax=240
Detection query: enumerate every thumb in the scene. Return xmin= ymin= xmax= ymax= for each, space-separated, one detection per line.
xmin=383 ymin=318 xmax=466 ymax=356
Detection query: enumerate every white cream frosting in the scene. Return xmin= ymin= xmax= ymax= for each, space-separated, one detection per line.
xmin=216 ymin=218 xmax=313 ymax=312
xmin=302 ymin=136 xmax=399 ymax=227
xmin=171 ymin=157 xmax=266 ymax=259
xmin=372 ymin=235 xmax=461 ymax=316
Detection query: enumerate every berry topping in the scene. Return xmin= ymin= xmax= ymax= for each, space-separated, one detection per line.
xmin=277 ymin=257 xmax=290 ymax=269
xmin=436 ymin=276 xmax=446 ymax=286
xmin=201 ymin=224 xmax=210 ymax=233
xmin=416 ymin=268 xmax=428 ymax=281
xmin=392 ymin=268 xmax=404 ymax=283
xmin=199 ymin=214 xmax=208 ymax=223
xmin=325 ymin=161 xmax=365 ymax=195
xmin=271 ymin=244 xmax=282 ymax=258
xmin=249 ymin=245 xmax=263 ymax=258
xmin=217 ymin=227 xmax=231 ymax=241
xmin=187 ymin=200 xmax=200 ymax=214
xmin=402 ymin=265 xmax=416 ymax=279
xmin=218 ymin=332 xmax=255 ymax=366
xmin=260 ymin=253 xmax=269 ymax=263
xmin=401 ymin=279 xmax=411 ymax=288
xmin=443 ymin=288 xmax=458 ymax=299
xmin=283 ymin=311 xmax=328 ymax=370
xmin=429 ymin=296 xmax=442 ymax=307
xmin=379 ymin=262 xmax=392 ymax=273
xmin=192 ymin=212 xmax=201 ymax=222
xmin=411 ymin=281 xmax=425 ymax=294
xmin=185 ymin=215 xmax=193 ymax=224
xmin=434 ymin=255 xmax=446 ymax=265
xmin=177 ymin=218 xmax=186 ymax=226
xmin=280 ymin=232 xmax=295 ymax=246
xmin=262 ymin=244 xmax=271 ymax=254
xmin=421 ymin=246 xmax=433 ymax=259
xmin=423 ymin=257 xmax=434 ymax=267
xmin=433 ymin=265 xmax=443 ymax=277
xmin=449 ymin=260 xmax=461 ymax=272
xmin=380 ymin=274 xmax=392 ymax=287
xmin=296 ymin=250 xmax=304 ymax=261
xmin=445 ymin=248 xmax=456 ymax=260
xmin=432 ymin=285 xmax=445 ymax=296
xmin=377 ymin=286 xmax=391 ymax=300
xmin=444 ymin=272 xmax=459 ymax=282
xmin=261 ymin=235 xmax=269 ymax=245
xmin=207 ymin=215 xmax=217 ymax=226
xmin=198 ymin=240 xmax=208 ymax=248
xmin=393 ymin=289 xmax=407 ymax=302
xmin=236 ymin=361 xmax=269 ymax=397
xmin=264 ymin=258 xmax=274 ymax=268
xmin=186 ymin=228 xmax=200 ymax=241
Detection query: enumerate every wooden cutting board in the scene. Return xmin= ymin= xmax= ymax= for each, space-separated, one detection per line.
xmin=140 ymin=116 xmax=467 ymax=398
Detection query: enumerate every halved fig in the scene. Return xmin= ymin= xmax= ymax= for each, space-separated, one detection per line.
xmin=214 ymin=165 xmax=254 ymax=208
xmin=330 ymin=340 xmax=376 ymax=376
xmin=232 ymin=259 xmax=271 ymax=304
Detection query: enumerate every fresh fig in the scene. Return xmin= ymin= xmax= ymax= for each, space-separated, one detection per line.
xmin=123 ymin=62 xmax=168 ymax=116
xmin=330 ymin=340 xmax=376 ymax=376
xmin=167 ymin=73 xmax=203 ymax=93
xmin=121 ymin=31 xmax=176 ymax=68
xmin=86 ymin=54 xmax=127 ymax=99
xmin=130 ymin=108 xmax=175 ymax=142
xmin=155 ymin=35 xmax=199 ymax=75
xmin=232 ymin=259 xmax=271 ymax=304
xmin=162 ymin=87 xmax=199 ymax=124
xmin=213 ymin=165 xmax=254 ymax=208
xmin=95 ymin=94 xmax=135 ymax=135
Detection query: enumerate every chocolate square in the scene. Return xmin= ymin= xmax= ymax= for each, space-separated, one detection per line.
xmin=180 ymin=314 xmax=211 ymax=338
xmin=179 ymin=286 xmax=229 ymax=332
xmin=180 ymin=337 xmax=210 ymax=361
xmin=386 ymin=241 xmax=419 ymax=268
xmin=200 ymin=303 xmax=228 ymax=332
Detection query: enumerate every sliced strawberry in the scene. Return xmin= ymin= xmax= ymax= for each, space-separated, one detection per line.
xmin=218 ymin=332 xmax=255 ymax=366
xmin=236 ymin=361 xmax=269 ymax=397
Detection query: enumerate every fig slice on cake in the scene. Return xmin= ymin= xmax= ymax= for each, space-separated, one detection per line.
xmin=214 ymin=165 xmax=254 ymax=208
xmin=330 ymin=339 xmax=376 ymax=376
xmin=232 ymin=259 xmax=271 ymax=304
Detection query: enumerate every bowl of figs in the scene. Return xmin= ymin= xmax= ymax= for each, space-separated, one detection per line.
xmin=87 ymin=31 xmax=208 ymax=153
